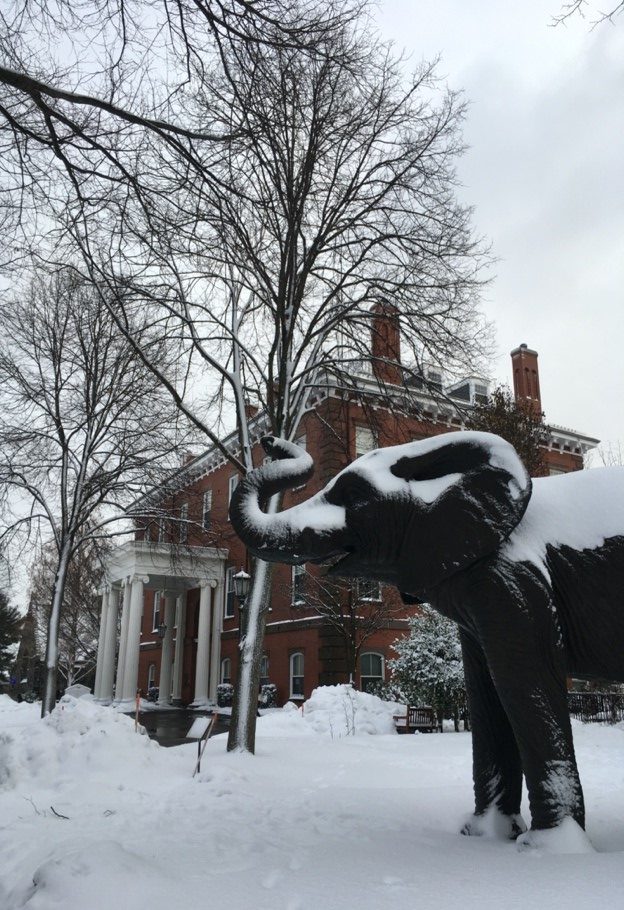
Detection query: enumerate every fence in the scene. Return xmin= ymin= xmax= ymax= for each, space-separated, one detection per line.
xmin=567 ymin=692 xmax=624 ymax=724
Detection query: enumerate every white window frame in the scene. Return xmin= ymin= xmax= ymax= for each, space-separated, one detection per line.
xmin=158 ymin=517 xmax=166 ymax=543
xmin=228 ymin=475 xmax=239 ymax=514
xmin=225 ymin=567 xmax=236 ymax=619
xmin=357 ymin=579 xmax=382 ymax=602
xmin=291 ymin=564 xmax=306 ymax=607
xmin=202 ymin=489 xmax=212 ymax=531
xmin=260 ymin=654 xmax=270 ymax=687
xmin=152 ymin=591 xmax=161 ymax=632
xmin=220 ymin=657 xmax=231 ymax=685
xmin=290 ymin=652 xmax=304 ymax=699
xmin=179 ymin=502 xmax=189 ymax=544
xmin=355 ymin=426 xmax=376 ymax=458
xmin=360 ymin=652 xmax=384 ymax=692
xmin=147 ymin=662 xmax=157 ymax=690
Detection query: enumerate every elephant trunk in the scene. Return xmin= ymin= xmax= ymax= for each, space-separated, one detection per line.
xmin=229 ymin=437 xmax=348 ymax=565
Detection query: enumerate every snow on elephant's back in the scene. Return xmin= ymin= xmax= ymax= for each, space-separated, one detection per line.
xmin=301 ymin=685 xmax=399 ymax=736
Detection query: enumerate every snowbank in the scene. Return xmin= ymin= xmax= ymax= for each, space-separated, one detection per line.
xmin=3 ymin=693 xmax=624 ymax=910
xmin=255 ymin=685 xmax=399 ymax=738
xmin=0 ymin=694 xmax=158 ymax=792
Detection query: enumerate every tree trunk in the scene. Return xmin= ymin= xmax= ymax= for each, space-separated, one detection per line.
xmin=227 ymin=557 xmax=274 ymax=753
xmin=41 ymin=539 xmax=72 ymax=717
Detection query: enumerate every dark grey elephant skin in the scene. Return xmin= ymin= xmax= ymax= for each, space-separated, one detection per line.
xmin=230 ymin=431 xmax=624 ymax=843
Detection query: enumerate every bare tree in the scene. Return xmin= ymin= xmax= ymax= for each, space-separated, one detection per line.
xmin=29 ymin=535 xmax=110 ymax=690
xmin=77 ymin=13 xmax=488 ymax=752
xmin=552 ymin=1 xmax=624 ymax=27
xmin=290 ymin=571 xmax=406 ymax=685
xmin=0 ymin=269 xmax=188 ymax=715
xmin=1 ymin=1 xmax=490 ymax=749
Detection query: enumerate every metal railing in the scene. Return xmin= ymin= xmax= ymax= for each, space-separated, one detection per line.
xmin=567 ymin=692 xmax=624 ymax=724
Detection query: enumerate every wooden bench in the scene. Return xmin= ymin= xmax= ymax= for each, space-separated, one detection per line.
xmin=393 ymin=706 xmax=440 ymax=734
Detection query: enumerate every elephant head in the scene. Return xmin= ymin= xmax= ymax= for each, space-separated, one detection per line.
xmin=229 ymin=432 xmax=532 ymax=597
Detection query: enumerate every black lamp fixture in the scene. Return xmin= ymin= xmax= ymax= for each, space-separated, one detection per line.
xmin=233 ymin=568 xmax=251 ymax=637
xmin=233 ymin=568 xmax=251 ymax=606
xmin=157 ymin=621 xmax=167 ymax=639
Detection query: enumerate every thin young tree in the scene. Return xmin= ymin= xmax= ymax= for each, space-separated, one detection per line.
xmin=29 ymin=536 xmax=110 ymax=690
xmin=0 ymin=269 xmax=187 ymax=715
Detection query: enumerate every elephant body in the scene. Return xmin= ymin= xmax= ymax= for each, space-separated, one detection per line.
xmin=230 ymin=431 xmax=624 ymax=844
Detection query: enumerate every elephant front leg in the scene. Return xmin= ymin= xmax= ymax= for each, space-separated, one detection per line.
xmin=459 ymin=629 xmax=526 ymax=840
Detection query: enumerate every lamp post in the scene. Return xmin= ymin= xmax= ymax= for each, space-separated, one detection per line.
xmin=233 ymin=568 xmax=251 ymax=638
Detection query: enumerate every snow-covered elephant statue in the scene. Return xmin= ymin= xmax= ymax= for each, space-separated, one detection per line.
xmin=230 ymin=431 xmax=624 ymax=849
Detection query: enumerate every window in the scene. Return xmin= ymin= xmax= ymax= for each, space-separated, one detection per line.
xmin=260 ymin=654 xmax=270 ymax=688
xmin=221 ymin=657 xmax=231 ymax=685
xmin=427 ymin=370 xmax=443 ymax=390
xmin=152 ymin=592 xmax=161 ymax=632
xmin=225 ymin=567 xmax=236 ymax=619
xmin=180 ymin=502 xmax=189 ymax=544
xmin=291 ymin=564 xmax=306 ymax=607
xmin=355 ymin=426 xmax=376 ymax=458
xmin=360 ymin=652 xmax=384 ymax=693
xmin=202 ymin=490 xmax=212 ymax=531
xmin=290 ymin=652 xmax=304 ymax=698
xmin=147 ymin=662 xmax=157 ymax=690
xmin=474 ymin=383 xmax=489 ymax=405
xmin=158 ymin=518 xmax=166 ymax=543
xmin=357 ymin=579 xmax=381 ymax=602
xmin=228 ymin=475 xmax=239 ymax=513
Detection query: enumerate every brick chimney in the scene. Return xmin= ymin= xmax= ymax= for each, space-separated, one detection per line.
xmin=371 ymin=302 xmax=402 ymax=386
xmin=510 ymin=343 xmax=542 ymax=413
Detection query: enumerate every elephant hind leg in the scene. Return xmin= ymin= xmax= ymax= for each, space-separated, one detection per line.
xmin=460 ymin=629 xmax=526 ymax=836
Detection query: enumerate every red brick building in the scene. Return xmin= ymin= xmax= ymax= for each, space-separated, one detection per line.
xmin=93 ymin=328 xmax=598 ymax=709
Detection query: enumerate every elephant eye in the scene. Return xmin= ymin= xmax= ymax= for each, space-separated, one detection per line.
xmin=326 ymin=474 xmax=373 ymax=509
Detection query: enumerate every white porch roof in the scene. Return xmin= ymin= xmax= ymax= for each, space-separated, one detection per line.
xmin=105 ymin=541 xmax=228 ymax=593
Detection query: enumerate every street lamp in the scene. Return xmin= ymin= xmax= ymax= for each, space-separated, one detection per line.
xmin=233 ymin=568 xmax=251 ymax=636
xmin=157 ymin=621 xmax=167 ymax=640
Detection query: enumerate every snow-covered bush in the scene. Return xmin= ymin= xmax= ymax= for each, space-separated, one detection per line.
xmin=387 ymin=607 xmax=468 ymax=729
xmin=217 ymin=683 xmax=234 ymax=707
xmin=259 ymin=683 xmax=278 ymax=708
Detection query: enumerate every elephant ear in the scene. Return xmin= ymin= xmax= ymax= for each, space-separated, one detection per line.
xmin=388 ymin=432 xmax=532 ymax=594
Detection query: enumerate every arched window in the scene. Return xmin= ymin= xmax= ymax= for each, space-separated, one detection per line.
xmin=147 ymin=662 xmax=157 ymax=691
xmin=221 ymin=657 xmax=231 ymax=685
xmin=360 ymin=652 xmax=384 ymax=693
xmin=290 ymin=652 xmax=304 ymax=699
xmin=260 ymin=654 xmax=270 ymax=688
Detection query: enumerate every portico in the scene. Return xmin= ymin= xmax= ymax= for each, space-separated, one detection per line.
xmin=94 ymin=541 xmax=227 ymax=710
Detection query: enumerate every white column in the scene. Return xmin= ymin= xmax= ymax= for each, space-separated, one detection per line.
xmin=100 ymin=585 xmax=119 ymax=704
xmin=208 ymin=578 xmax=224 ymax=702
xmin=171 ymin=592 xmax=187 ymax=705
xmin=114 ymin=579 xmax=132 ymax=702
xmin=157 ymin=592 xmax=176 ymax=706
xmin=191 ymin=581 xmax=213 ymax=707
xmin=120 ymin=574 xmax=149 ymax=704
xmin=94 ymin=587 xmax=110 ymax=699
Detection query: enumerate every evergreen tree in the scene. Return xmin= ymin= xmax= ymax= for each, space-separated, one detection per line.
xmin=467 ymin=384 xmax=547 ymax=476
xmin=388 ymin=607 xmax=467 ymax=729
xmin=0 ymin=589 xmax=21 ymax=677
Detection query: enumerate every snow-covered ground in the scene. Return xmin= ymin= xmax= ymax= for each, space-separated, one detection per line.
xmin=2 ymin=687 xmax=624 ymax=910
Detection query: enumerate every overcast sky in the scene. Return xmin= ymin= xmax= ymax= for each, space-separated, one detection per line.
xmin=376 ymin=1 xmax=624 ymax=455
